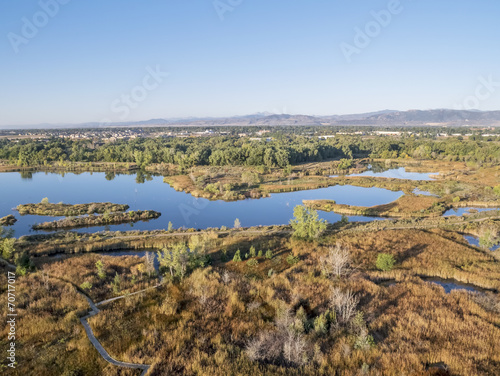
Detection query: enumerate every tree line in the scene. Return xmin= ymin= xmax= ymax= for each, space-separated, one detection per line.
xmin=0 ymin=133 xmax=499 ymax=168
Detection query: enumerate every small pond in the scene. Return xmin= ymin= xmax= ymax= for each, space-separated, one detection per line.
xmin=463 ymin=235 xmax=500 ymax=251
xmin=333 ymin=166 xmax=437 ymax=181
xmin=443 ymin=207 xmax=493 ymax=217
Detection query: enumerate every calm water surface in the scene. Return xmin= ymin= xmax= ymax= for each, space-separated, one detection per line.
xmin=0 ymin=171 xmax=404 ymax=237
xmin=334 ymin=166 xmax=437 ymax=181
xmin=463 ymin=235 xmax=500 ymax=251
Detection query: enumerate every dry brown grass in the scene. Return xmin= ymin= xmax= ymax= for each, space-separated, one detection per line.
xmin=0 ymin=265 xmax=141 ymax=376
xmin=336 ymin=229 xmax=500 ymax=290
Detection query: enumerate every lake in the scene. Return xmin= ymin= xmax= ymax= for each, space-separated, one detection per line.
xmin=0 ymin=171 xmax=404 ymax=237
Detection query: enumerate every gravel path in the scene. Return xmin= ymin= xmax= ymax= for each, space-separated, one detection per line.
xmin=78 ymin=286 xmax=162 ymax=376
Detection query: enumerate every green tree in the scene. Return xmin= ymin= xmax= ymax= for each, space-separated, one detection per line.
xmin=233 ymin=249 xmax=242 ymax=262
xmin=241 ymin=171 xmax=260 ymax=187
xmin=112 ymin=273 xmax=121 ymax=294
xmin=158 ymin=242 xmax=203 ymax=279
xmin=290 ymin=205 xmax=327 ymax=240
xmin=41 ymin=197 xmax=49 ymax=204
xmin=265 ymin=249 xmax=273 ymax=259
xmin=376 ymin=253 xmax=396 ymax=271
xmin=1 ymin=237 xmax=15 ymax=259
xmin=96 ymin=260 xmax=106 ymax=279
xmin=167 ymin=221 xmax=173 ymax=231
xmin=249 ymin=246 xmax=256 ymax=258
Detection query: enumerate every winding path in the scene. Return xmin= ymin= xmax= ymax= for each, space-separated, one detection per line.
xmin=78 ymin=284 xmax=162 ymax=376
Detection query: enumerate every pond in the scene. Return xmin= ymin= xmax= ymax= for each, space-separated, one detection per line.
xmin=0 ymin=171 xmax=405 ymax=237
xmin=378 ymin=277 xmax=488 ymax=294
xmin=422 ymin=277 xmax=487 ymax=294
xmin=463 ymin=235 xmax=500 ymax=251
xmin=443 ymin=207 xmax=493 ymax=217
xmin=333 ymin=166 xmax=437 ymax=181
xmin=412 ymin=188 xmax=439 ymax=197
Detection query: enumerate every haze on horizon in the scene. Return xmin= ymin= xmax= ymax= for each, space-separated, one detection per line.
xmin=1 ymin=0 xmax=499 ymax=128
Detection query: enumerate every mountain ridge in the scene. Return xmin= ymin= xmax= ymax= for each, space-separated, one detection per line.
xmin=3 ymin=109 xmax=500 ymax=129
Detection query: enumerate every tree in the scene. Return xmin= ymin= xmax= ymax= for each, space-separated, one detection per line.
xmin=234 ymin=218 xmax=241 ymax=229
xmin=241 ymin=171 xmax=260 ymax=187
xmin=144 ymin=252 xmax=156 ymax=277
xmin=158 ymin=242 xmax=203 ymax=279
xmin=233 ymin=249 xmax=242 ymax=262
xmin=167 ymin=221 xmax=173 ymax=231
xmin=1 ymin=237 xmax=15 ymax=259
xmin=290 ymin=205 xmax=327 ymax=240
xmin=376 ymin=253 xmax=396 ymax=271
xmin=41 ymin=197 xmax=49 ymax=204
xmin=249 ymin=246 xmax=256 ymax=258
xmin=112 ymin=272 xmax=121 ymax=294
xmin=265 ymin=249 xmax=273 ymax=259
xmin=320 ymin=244 xmax=351 ymax=278
xmin=96 ymin=260 xmax=106 ymax=279
xmin=330 ymin=288 xmax=358 ymax=324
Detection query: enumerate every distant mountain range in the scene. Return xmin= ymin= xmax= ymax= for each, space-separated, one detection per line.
xmin=4 ymin=109 xmax=500 ymax=129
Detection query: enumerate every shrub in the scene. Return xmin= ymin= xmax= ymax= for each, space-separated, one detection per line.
xmin=286 ymin=254 xmax=299 ymax=265
xmin=494 ymin=184 xmax=500 ymax=197
xmin=265 ymin=249 xmax=273 ymax=259
xmin=376 ymin=253 xmax=396 ymax=271
xmin=247 ymin=259 xmax=258 ymax=267
xmin=80 ymin=281 xmax=92 ymax=290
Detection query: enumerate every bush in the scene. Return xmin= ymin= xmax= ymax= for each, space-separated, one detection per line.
xmin=376 ymin=253 xmax=396 ymax=271
xmin=247 ymin=259 xmax=258 ymax=267
xmin=286 ymin=254 xmax=299 ymax=265
xmin=494 ymin=184 xmax=500 ymax=197
xmin=265 ymin=249 xmax=273 ymax=259
xmin=80 ymin=281 xmax=92 ymax=290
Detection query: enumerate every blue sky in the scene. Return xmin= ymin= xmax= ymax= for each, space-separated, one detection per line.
xmin=0 ymin=0 xmax=499 ymax=127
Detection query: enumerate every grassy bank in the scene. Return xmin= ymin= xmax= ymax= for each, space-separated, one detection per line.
xmin=16 ymin=202 xmax=129 ymax=216
xmin=0 ymin=214 xmax=16 ymax=226
xmin=32 ymin=210 xmax=161 ymax=230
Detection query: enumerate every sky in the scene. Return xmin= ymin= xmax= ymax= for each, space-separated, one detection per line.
xmin=0 ymin=0 xmax=499 ymax=127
